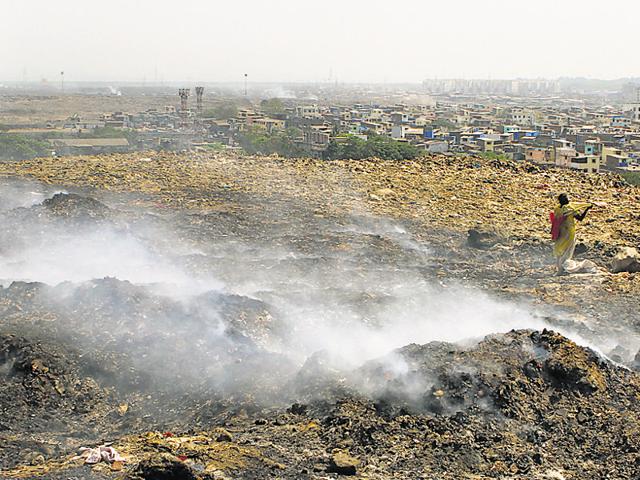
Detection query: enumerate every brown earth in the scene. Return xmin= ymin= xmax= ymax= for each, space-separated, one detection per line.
xmin=1 ymin=152 xmax=637 ymax=252
xmin=1 ymin=152 xmax=638 ymax=311
xmin=1 ymin=95 xmax=193 ymax=125
xmin=1 ymin=154 xmax=639 ymax=479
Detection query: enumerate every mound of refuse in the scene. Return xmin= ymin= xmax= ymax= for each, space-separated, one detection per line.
xmin=1 ymin=301 xmax=639 ymax=479
xmin=0 ymin=332 xmax=122 ymax=471
xmin=0 ymin=333 xmax=115 ymax=417
xmin=363 ymin=329 xmax=613 ymax=415
xmin=0 ymin=278 xmax=292 ymax=396
xmin=297 ymin=329 xmax=640 ymax=478
xmin=0 ymin=178 xmax=638 ymax=478
xmin=41 ymin=192 xmax=110 ymax=220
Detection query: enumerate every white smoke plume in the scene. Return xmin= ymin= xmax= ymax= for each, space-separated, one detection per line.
xmin=0 ymin=181 xmax=602 ymax=408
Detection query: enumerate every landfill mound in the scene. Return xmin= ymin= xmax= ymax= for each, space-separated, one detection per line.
xmin=0 ymin=278 xmax=290 ymax=391
xmin=2 ymin=152 xmax=639 ymax=300
xmin=2 ymin=153 xmax=638 ymax=254
xmin=41 ymin=192 xmax=111 ymax=220
xmin=0 ymin=162 xmax=639 ymax=478
xmin=1 ymin=324 xmax=639 ymax=479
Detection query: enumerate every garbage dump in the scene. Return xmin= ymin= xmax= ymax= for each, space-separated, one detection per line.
xmin=0 ymin=155 xmax=639 ymax=479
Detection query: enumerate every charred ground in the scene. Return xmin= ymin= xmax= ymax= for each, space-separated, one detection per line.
xmin=0 ymin=155 xmax=639 ymax=479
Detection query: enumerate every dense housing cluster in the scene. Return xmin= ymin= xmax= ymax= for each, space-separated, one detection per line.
xmin=2 ymin=82 xmax=640 ymax=176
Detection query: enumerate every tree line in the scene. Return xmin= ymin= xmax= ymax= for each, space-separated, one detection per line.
xmin=324 ymin=133 xmax=420 ymax=160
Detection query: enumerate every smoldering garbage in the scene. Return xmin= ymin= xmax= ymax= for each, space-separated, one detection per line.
xmin=0 ymin=160 xmax=639 ymax=479
xmin=2 ymin=320 xmax=640 ymax=479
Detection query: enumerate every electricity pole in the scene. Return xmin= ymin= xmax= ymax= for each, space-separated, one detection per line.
xmin=244 ymin=73 xmax=248 ymax=96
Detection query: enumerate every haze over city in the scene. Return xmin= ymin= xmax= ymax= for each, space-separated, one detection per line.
xmin=3 ymin=1 xmax=640 ymax=479
xmin=3 ymin=0 xmax=640 ymax=83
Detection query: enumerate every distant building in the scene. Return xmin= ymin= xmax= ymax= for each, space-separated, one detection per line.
xmin=391 ymin=125 xmax=423 ymax=139
xmin=584 ymin=140 xmax=599 ymax=156
xmin=478 ymin=137 xmax=498 ymax=152
xmin=525 ymin=147 xmax=553 ymax=166
xmin=511 ymin=108 xmax=535 ymax=126
xmin=247 ymin=117 xmax=285 ymax=133
xmin=602 ymin=146 xmax=629 ymax=170
xmin=555 ymin=147 xmax=577 ymax=168
xmin=570 ymin=155 xmax=600 ymax=173
xmin=623 ymin=102 xmax=640 ymax=122
xmin=295 ymin=105 xmax=320 ymax=118
xmin=101 ymin=112 xmax=131 ymax=128
xmin=390 ymin=112 xmax=410 ymax=125
xmin=301 ymin=125 xmax=332 ymax=156
xmin=48 ymin=138 xmax=130 ymax=155
xmin=424 ymin=140 xmax=449 ymax=154
xmin=610 ymin=116 xmax=631 ymax=128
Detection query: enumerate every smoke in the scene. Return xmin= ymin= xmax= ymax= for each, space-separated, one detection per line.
xmin=262 ymin=86 xmax=296 ymax=99
xmin=1 ymin=227 xmax=209 ymax=289
xmin=0 ymin=181 xmax=585 ymax=409
xmin=0 ymin=195 xmax=219 ymax=294
xmin=0 ymin=177 xmax=64 ymax=210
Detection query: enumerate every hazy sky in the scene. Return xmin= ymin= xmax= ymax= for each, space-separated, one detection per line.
xmin=2 ymin=0 xmax=639 ymax=83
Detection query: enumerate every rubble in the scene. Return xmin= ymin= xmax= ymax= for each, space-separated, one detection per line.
xmin=0 ymin=155 xmax=639 ymax=478
xmin=327 ymin=450 xmax=360 ymax=475
xmin=41 ymin=192 xmax=110 ymax=220
xmin=126 ymin=453 xmax=198 ymax=480
xmin=2 ymin=324 xmax=639 ymax=479
xmin=2 ymin=152 xmax=638 ymax=269
xmin=611 ymin=246 xmax=640 ymax=273
xmin=467 ymin=228 xmax=506 ymax=250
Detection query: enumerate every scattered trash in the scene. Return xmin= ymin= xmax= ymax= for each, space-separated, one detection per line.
xmin=0 ymin=154 xmax=639 ymax=479
xmin=563 ymin=259 xmax=599 ymax=274
xmin=79 ymin=445 xmax=125 ymax=465
xmin=611 ymin=246 xmax=640 ymax=273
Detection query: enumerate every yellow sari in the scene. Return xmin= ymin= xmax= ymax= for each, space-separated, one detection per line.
xmin=553 ymin=202 xmax=591 ymax=267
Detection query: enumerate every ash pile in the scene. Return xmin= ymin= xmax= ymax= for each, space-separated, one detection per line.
xmin=0 ymin=191 xmax=639 ymax=479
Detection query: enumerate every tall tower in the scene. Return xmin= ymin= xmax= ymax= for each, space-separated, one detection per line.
xmin=195 ymin=86 xmax=204 ymax=115
xmin=178 ymin=88 xmax=190 ymax=112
